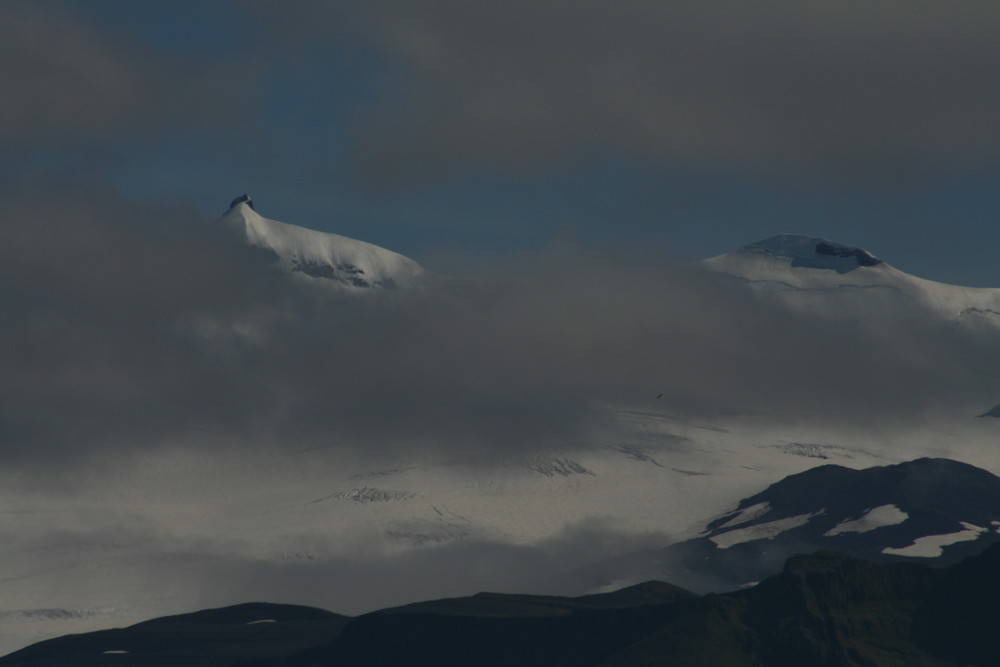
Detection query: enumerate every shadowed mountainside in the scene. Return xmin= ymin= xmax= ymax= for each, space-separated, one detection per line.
xmin=5 ymin=545 xmax=1000 ymax=666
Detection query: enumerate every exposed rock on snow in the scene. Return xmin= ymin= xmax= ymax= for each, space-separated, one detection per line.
xmin=737 ymin=234 xmax=883 ymax=273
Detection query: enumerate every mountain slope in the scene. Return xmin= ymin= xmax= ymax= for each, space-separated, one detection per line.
xmin=0 ymin=603 xmax=349 ymax=667
xmin=9 ymin=546 xmax=1000 ymax=666
xmin=605 ymin=548 xmax=999 ymax=667
xmin=255 ymin=543 xmax=1000 ymax=667
xmin=701 ymin=234 xmax=1000 ymax=328
xmin=649 ymin=457 xmax=1000 ymax=592
xmin=218 ymin=194 xmax=434 ymax=290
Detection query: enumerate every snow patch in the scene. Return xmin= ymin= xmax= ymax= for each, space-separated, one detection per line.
xmin=710 ymin=511 xmax=822 ymax=549
xmin=881 ymin=522 xmax=987 ymax=558
xmin=824 ymin=504 xmax=909 ymax=536
xmin=713 ymin=502 xmax=772 ymax=531
xmin=245 ymin=619 xmax=277 ymax=625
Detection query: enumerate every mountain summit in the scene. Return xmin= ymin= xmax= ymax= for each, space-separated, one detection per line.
xmin=703 ymin=233 xmax=886 ymax=277
xmin=219 ymin=196 xmax=433 ymax=290
xmin=739 ymin=234 xmax=882 ymax=272
xmin=700 ymin=233 xmax=1000 ymax=328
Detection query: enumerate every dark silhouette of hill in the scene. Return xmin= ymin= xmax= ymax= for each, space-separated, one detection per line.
xmin=0 ymin=602 xmax=348 ymax=667
xmin=7 ymin=545 xmax=1000 ymax=666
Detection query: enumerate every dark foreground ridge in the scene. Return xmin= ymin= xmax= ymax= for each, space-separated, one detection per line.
xmin=4 ymin=545 xmax=1000 ymax=666
xmin=0 ymin=603 xmax=348 ymax=667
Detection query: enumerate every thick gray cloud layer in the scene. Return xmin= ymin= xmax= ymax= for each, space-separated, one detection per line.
xmin=244 ymin=0 xmax=1000 ymax=180
xmin=0 ymin=1 xmax=253 ymax=150
xmin=2 ymin=1 xmax=998 ymax=469
xmin=7 ymin=1 xmax=1000 ymax=200
xmin=3 ymin=184 xmax=998 ymax=470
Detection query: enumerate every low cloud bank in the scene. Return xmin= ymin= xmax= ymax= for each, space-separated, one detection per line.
xmin=2 ymin=186 xmax=997 ymax=469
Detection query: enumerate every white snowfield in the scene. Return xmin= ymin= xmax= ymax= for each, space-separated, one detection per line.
xmin=219 ymin=198 xmax=433 ymax=290
xmin=3 ymin=227 xmax=1000 ymax=656
xmin=824 ymin=504 xmax=910 ymax=536
xmin=881 ymin=522 xmax=990 ymax=558
xmin=701 ymin=234 xmax=1000 ymax=327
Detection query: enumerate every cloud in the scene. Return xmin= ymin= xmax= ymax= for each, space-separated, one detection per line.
xmin=3 ymin=181 xmax=998 ymax=473
xmin=115 ymin=517 xmax=663 ymax=615
xmin=5 ymin=184 xmax=1000 ymax=650
xmin=0 ymin=1 xmax=256 ymax=148
xmin=242 ymin=0 xmax=1000 ymax=181
xmin=0 ymin=502 xmax=665 ymax=626
xmin=0 ymin=182 xmax=290 ymax=465
xmin=184 ymin=518 xmax=664 ymax=614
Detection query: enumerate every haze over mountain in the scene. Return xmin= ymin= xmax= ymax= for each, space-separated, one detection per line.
xmin=2 ymin=199 xmax=1000 ymax=656
xmin=5 ymin=3 xmax=1000 ymax=662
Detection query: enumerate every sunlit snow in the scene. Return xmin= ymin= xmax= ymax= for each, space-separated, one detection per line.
xmin=701 ymin=234 xmax=1000 ymax=327
xmin=219 ymin=200 xmax=432 ymax=290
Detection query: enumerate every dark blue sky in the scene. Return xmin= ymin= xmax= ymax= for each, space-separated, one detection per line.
xmin=8 ymin=0 xmax=1000 ymax=285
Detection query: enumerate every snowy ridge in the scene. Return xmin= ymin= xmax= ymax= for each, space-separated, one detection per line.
xmin=219 ymin=195 xmax=433 ymax=290
xmin=701 ymin=234 xmax=1000 ymax=324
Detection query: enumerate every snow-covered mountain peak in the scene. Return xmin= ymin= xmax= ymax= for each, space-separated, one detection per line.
xmin=740 ymin=234 xmax=883 ymax=273
xmin=218 ymin=196 xmax=433 ymax=290
xmin=700 ymin=233 xmax=1000 ymax=327
xmin=699 ymin=233 xmax=903 ymax=290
